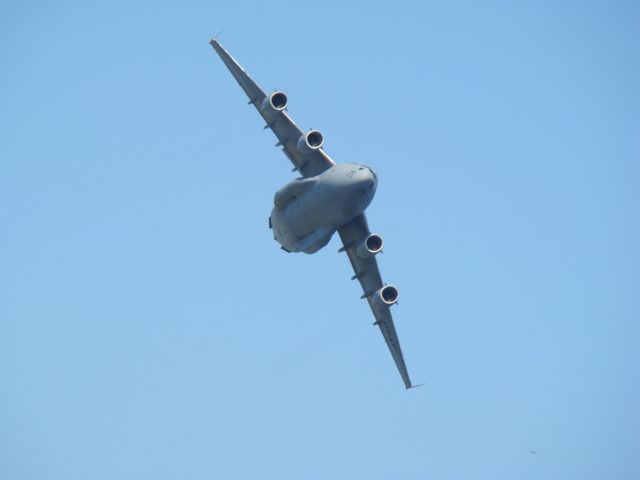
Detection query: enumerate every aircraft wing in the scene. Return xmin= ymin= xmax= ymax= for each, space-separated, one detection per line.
xmin=338 ymin=214 xmax=413 ymax=389
xmin=210 ymin=39 xmax=335 ymax=178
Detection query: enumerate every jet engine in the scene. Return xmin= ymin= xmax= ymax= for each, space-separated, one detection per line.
xmin=371 ymin=285 xmax=399 ymax=309
xmin=261 ymin=91 xmax=288 ymax=116
xmin=356 ymin=233 xmax=384 ymax=259
xmin=296 ymin=129 xmax=324 ymax=154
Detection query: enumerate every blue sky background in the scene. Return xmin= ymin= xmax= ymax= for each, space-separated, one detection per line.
xmin=1 ymin=1 xmax=639 ymax=479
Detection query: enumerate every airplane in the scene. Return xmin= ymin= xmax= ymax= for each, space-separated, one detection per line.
xmin=209 ymin=38 xmax=414 ymax=389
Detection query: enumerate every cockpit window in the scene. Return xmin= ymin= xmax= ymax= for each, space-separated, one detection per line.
xmin=358 ymin=164 xmax=377 ymax=182
xmin=367 ymin=167 xmax=377 ymax=180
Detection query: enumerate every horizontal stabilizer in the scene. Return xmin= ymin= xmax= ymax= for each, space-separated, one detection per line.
xmin=273 ymin=177 xmax=317 ymax=211
xmin=296 ymin=227 xmax=332 ymax=254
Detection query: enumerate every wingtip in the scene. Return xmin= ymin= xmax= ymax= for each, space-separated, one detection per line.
xmin=407 ymin=382 xmax=425 ymax=390
xmin=209 ymin=30 xmax=225 ymax=46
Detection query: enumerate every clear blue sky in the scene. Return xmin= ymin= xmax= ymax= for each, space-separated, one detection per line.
xmin=1 ymin=1 xmax=639 ymax=479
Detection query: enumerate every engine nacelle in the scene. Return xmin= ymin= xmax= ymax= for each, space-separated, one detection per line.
xmin=371 ymin=285 xmax=399 ymax=309
xmin=356 ymin=233 xmax=384 ymax=259
xmin=261 ymin=91 xmax=288 ymax=116
xmin=296 ymin=130 xmax=324 ymax=154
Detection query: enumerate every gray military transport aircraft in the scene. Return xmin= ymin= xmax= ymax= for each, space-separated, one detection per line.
xmin=210 ymin=39 xmax=414 ymax=389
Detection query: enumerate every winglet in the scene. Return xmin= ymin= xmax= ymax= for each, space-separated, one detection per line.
xmin=407 ymin=382 xmax=425 ymax=390
xmin=209 ymin=30 xmax=224 ymax=45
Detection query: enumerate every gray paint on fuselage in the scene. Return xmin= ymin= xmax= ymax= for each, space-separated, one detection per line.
xmin=271 ymin=163 xmax=377 ymax=253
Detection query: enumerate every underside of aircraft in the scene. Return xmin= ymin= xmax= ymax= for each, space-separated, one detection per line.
xmin=209 ymin=38 xmax=414 ymax=389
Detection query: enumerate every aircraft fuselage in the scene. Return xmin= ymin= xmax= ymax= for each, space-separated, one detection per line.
xmin=270 ymin=163 xmax=377 ymax=253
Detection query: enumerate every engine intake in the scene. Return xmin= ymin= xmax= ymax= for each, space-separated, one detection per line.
xmin=296 ymin=130 xmax=324 ymax=154
xmin=356 ymin=233 xmax=384 ymax=259
xmin=371 ymin=285 xmax=399 ymax=309
xmin=261 ymin=91 xmax=288 ymax=116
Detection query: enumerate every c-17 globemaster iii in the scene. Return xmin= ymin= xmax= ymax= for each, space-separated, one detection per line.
xmin=209 ymin=38 xmax=415 ymax=389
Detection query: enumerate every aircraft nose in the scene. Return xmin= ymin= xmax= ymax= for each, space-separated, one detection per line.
xmin=358 ymin=168 xmax=376 ymax=195
xmin=350 ymin=165 xmax=377 ymax=197
xmin=363 ymin=166 xmax=377 ymax=190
